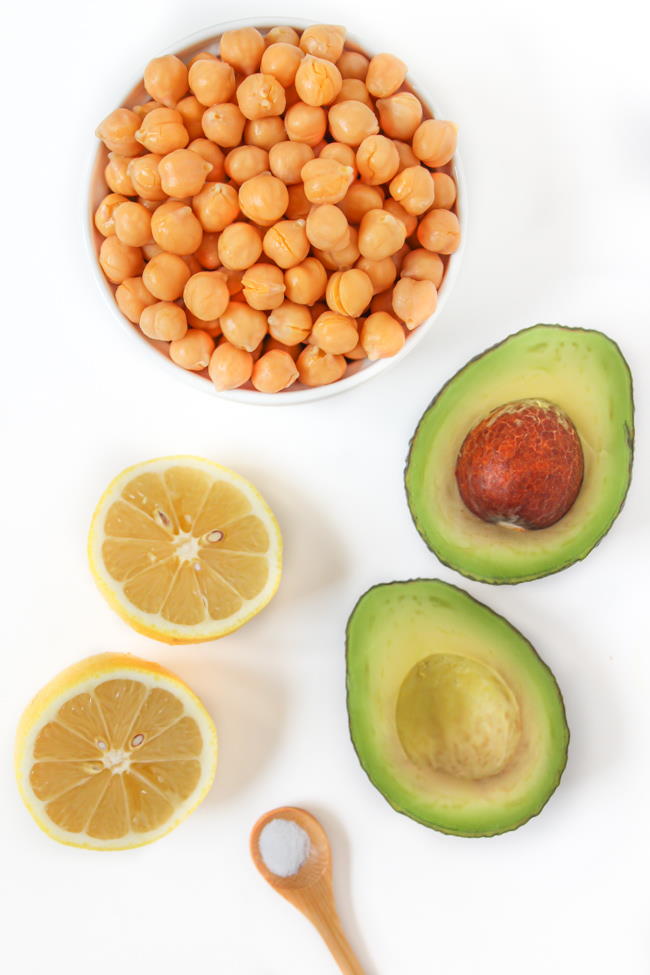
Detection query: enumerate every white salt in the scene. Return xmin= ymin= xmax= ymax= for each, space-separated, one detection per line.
xmin=259 ymin=818 xmax=311 ymax=878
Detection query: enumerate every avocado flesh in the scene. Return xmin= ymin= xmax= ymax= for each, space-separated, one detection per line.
xmin=346 ymin=580 xmax=569 ymax=837
xmin=405 ymin=325 xmax=634 ymax=583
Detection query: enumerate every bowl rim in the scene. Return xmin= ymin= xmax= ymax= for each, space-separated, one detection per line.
xmin=85 ymin=16 xmax=467 ymax=406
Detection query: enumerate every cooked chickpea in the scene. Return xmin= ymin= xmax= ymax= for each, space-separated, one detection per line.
xmin=136 ymin=108 xmax=189 ymax=154
xmin=142 ymin=242 xmax=163 ymax=260
xmin=284 ymin=257 xmax=328 ymax=305
xmin=336 ymin=51 xmax=369 ymax=80
xmin=239 ymin=173 xmax=289 ymax=226
xmin=356 ymin=254 xmax=397 ymax=294
xmin=269 ymin=141 xmax=314 ymax=184
xmin=393 ymin=140 xmax=419 ymax=173
xmin=297 ymin=345 xmax=346 ymax=386
xmin=392 ymin=276 xmax=437 ymax=329
xmin=113 ymin=201 xmax=152 ymax=247
xmin=376 ymin=92 xmax=423 ymax=141
xmin=143 ymin=252 xmax=191 ymax=300
xmin=369 ymin=288 xmax=395 ymax=315
xmin=338 ymin=183 xmax=384 ymax=224
xmin=176 ymin=96 xmax=206 ymax=140
xmin=183 ymin=270 xmax=230 ymax=321
xmin=242 ymin=263 xmax=286 ymax=310
xmin=237 ymin=73 xmax=286 ymax=121
xmin=265 ymin=336 xmax=301 ymax=359
xmin=326 ymin=268 xmax=373 ymax=317
xmin=184 ymin=309 xmax=222 ymax=336
xmin=251 ymin=349 xmax=299 ymax=392
xmin=284 ymin=102 xmax=327 ymax=147
xmin=183 ymin=254 xmax=203 ymax=276
xmin=225 ymin=145 xmax=269 ymax=184
xmin=140 ymin=301 xmax=188 ymax=341
xmin=188 ymin=138 xmax=226 ymax=181
xmin=96 ymin=108 xmax=141 ymax=156
xmin=151 ymin=200 xmax=203 ymax=255
xmin=431 ymin=172 xmax=457 ymax=210
xmin=192 ymin=182 xmax=240 ymax=232
xmin=392 ymin=243 xmax=411 ymax=272
xmin=417 ymin=208 xmax=461 ymax=254
xmin=159 ymin=148 xmax=212 ymax=197
xmin=389 ymin=165 xmax=434 ymax=215
xmin=105 ymin=154 xmax=136 ymax=196
xmin=328 ymin=100 xmax=379 ymax=147
xmin=267 ymin=301 xmax=312 ymax=344
xmin=265 ymin=26 xmax=300 ymax=47
xmin=99 ymin=235 xmax=144 ymax=283
xmin=188 ymin=51 xmax=217 ymax=66
xmin=358 ymin=208 xmax=406 ymax=260
xmin=220 ymin=27 xmax=265 ymax=75
xmin=401 ymin=248 xmax=444 ymax=287
xmin=360 ymin=311 xmax=405 ymax=359
xmin=356 ymin=134 xmax=400 ymax=185
xmin=311 ymin=310 xmax=358 ymax=354
xmin=143 ymin=55 xmax=188 ymax=108
xmin=244 ymin=116 xmax=287 ymax=149
xmin=115 ymin=276 xmax=156 ymax=323
xmin=334 ymin=79 xmax=374 ymax=108
xmin=384 ymin=199 xmax=417 ymax=237
xmin=366 ymin=53 xmax=407 ymax=98
xmin=127 ymin=153 xmax=166 ymax=200
xmin=217 ymin=223 xmax=263 ymax=270
xmin=261 ymin=43 xmax=302 ymax=88
xmin=94 ymin=193 xmax=128 ymax=236
xmin=219 ymin=300 xmax=267 ymax=350
xmin=295 ymin=56 xmax=342 ymax=107
xmin=216 ymin=266 xmax=244 ymax=297
xmin=301 ymin=157 xmax=354 ymax=205
xmin=412 ymin=119 xmax=458 ymax=167
xmin=133 ymin=100 xmax=162 ymax=119
xmin=300 ymin=25 xmax=346 ymax=63
xmin=314 ymin=226 xmax=360 ymax=270
xmin=286 ymin=183 xmax=311 ymax=220
xmin=208 ymin=341 xmax=253 ymax=390
xmin=306 ymin=204 xmax=350 ymax=251
xmin=188 ymin=58 xmax=236 ymax=106
xmin=263 ymin=219 xmax=310 ymax=269
xmin=169 ymin=328 xmax=215 ymax=370
xmin=202 ymin=103 xmax=246 ymax=147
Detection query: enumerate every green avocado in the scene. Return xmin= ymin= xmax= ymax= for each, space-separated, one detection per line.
xmin=346 ymin=579 xmax=568 ymax=837
xmin=405 ymin=324 xmax=634 ymax=584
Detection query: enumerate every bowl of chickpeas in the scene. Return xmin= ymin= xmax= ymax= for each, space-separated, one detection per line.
xmin=89 ymin=18 xmax=464 ymax=402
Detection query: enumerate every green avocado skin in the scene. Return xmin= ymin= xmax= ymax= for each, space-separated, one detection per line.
xmin=346 ymin=579 xmax=570 ymax=837
xmin=404 ymin=324 xmax=634 ymax=585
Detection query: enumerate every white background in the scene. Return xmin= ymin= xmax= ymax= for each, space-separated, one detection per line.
xmin=2 ymin=0 xmax=649 ymax=972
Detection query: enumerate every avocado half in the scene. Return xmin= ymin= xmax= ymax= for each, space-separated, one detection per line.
xmin=346 ymin=579 xmax=569 ymax=837
xmin=405 ymin=324 xmax=634 ymax=584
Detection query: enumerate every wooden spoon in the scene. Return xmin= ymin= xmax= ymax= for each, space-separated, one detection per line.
xmin=250 ymin=806 xmax=365 ymax=975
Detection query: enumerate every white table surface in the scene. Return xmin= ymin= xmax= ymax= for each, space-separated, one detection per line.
xmin=2 ymin=0 xmax=649 ymax=972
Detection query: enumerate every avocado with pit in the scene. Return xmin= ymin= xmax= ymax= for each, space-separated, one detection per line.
xmin=346 ymin=579 xmax=568 ymax=837
xmin=405 ymin=324 xmax=634 ymax=584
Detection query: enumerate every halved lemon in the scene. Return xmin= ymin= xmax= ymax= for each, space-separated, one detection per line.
xmin=15 ymin=653 xmax=218 ymax=850
xmin=89 ymin=456 xmax=282 ymax=643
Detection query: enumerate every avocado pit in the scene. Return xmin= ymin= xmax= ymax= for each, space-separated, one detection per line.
xmin=455 ymin=399 xmax=584 ymax=530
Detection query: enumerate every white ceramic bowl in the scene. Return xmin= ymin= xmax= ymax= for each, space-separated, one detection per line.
xmin=87 ymin=17 xmax=466 ymax=405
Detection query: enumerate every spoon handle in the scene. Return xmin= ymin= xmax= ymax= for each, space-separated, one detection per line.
xmin=300 ymin=884 xmax=366 ymax=975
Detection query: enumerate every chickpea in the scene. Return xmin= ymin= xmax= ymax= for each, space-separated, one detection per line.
xmin=284 ymin=102 xmax=327 ymax=147
xmin=169 ymin=328 xmax=215 ymax=370
xmin=143 ymin=252 xmax=191 ymax=301
xmin=176 ymin=95 xmax=206 ymax=140
xmin=314 ymin=226 xmax=360 ymax=270
xmin=219 ymin=300 xmax=267 ymax=350
xmin=356 ymin=134 xmax=399 ymax=185
xmin=217 ymin=266 xmax=244 ymax=296
xmin=113 ymin=201 xmax=152 ymax=247
xmin=265 ymin=26 xmax=300 ymax=47
xmin=265 ymin=336 xmax=301 ymax=359
xmin=306 ymin=204 xmax=350 ymax=251
xmin=311 ymin=310 xmax=358 ymax=354
xmin=218 ymin=223 xmax=263 ymax=270
xmin=140 ymin=301 xmax=188 ymax=341
xmin=150 ymin=201 xmax=202 ymax=255
xmin=360 ymin=311 xmax=405 ymax=359
xmin=269 ymin=141 xmax=314 ymax=184
xmin=319 ymin=141 xmax=356 ymax=170
xmin=195 ymin=229 xmax=225 ymax=269
xmin=99 ymin=235 xmax=143 ymax=284
xmin=392 ymin=243 xmax=411 ymax=273
xmin=358 ymin=208 xmax=406 ymax=260
xmin=393 ymin=140 xmax=419 ymax=173
xmin=185 ymin=309 xmax=222 ymax=336
xmin=366 ymin=53 xmax=407 ymax=98
xmin=369 ymin=288 xmax=395 ymax=315
xmin=188 ymin=138 xmax=226 ymax=181
xmin=236 ymin=73 xmax=286 ymax=121
xmin=251 ymin=349 xmax=299 ymax=392
xmin=376 ymin=92 xmax=422 ymax=141
xmin=225 ymin=145 xmax=269 ymax=184
xmin=182 ymin=270 xmax=230 ymax=321
xmin=412 ymin=119 xmax=458 ymax=167
xmin=238 ymin=173 xmax=289 ymax=226
xmin=417 ymin=208 xmax=461 ymax=254
xmin=142 ymin=242 xmax=163 ymax=260
xmin=133 ymin=100 xmax=162 ymax=119
xmin=96 ymin=108 xmax=141 ymax=156
xmin=284 ymin=257 xmax=328 ymax=305
xmin=333 ymin=79 xmax=374 ymax=108
xmin=158 ymin=148 xmax=211 ymax=197
xmin=220 ymin=27 xmax=265 ymax=75
xmin=401 ymin=248 xmax=444 ymax=287
xmin=94 ymin=193 xmax=128 ymax=237
xmin=356 ymin=254 xmax=397 ymax=294
xmin=295 ymin=56 xmax=342 ymax=107
xmin=299 ymin=25 xmax=346 ymax=63
xmin=326 ymin=268 xmax=373 ymax=317
xmin=192 ymin=182 xmax=240 ymax=232
xmin=300 ymin=157 xmax=354 ymax=206
xmin=268 ymin=301 xmax=312 ymax=345
xmin=329 ymin=100 xmax=379 ymax=147
xmin=115 ymin=276 xmax=157 ymax=323
xmin=183 ymin=254 xmax=203 ymax=276
xmin=136 ymin=108 xmax=189 ymax=154
xmin=261 ymin=43 xmax=302 ymax=88
xmin=105 ymin=154 xmax=136 ymax=196
xmin=383 ymin=199 xmax=417 ymax=237
xmin=242 ymin=263 xmax=286 ymax=310
xmin=202 ymin=103 xmax=246 ymax=147
xmin=188 ymin=51 xmax=218 ymax=67
xmin=127 ymin=153 xmax=166 ymax=200
xmin=188 ymin=58 xmax=236 ymax=106
xmin=263 ymin=219 xmax=310 ymax=269
xmin=244 ymin=116 xmax=287 ymax=149
xmin=209 ymin=341 xmax=253 ymax=390
xmin=431 ymin=172 xmax=457 ymax=210
xmin=386 ymin=166 xmax=434 ymax=219
xmin=143 ymin=55 xmax=188 ymax=108
xmin=338 ymin=182 xmax=384 ymax=224
xmin=286 ymin=183 xmax=311 ymax=220
xmin=336 ymin=51 xmax=369 ymax=81
xmin=392 ymin=277 xmax=438 ymax=329
xmin=297 ymin=345 xmax=346 ymax=386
